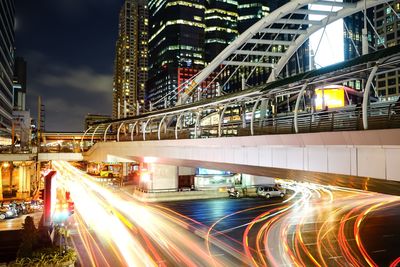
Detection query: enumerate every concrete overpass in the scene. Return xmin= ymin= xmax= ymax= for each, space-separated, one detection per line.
xmin=5 ymin=0 xmax=400 ymax=196
xmin=84 ymin=128 xmax=400 ymax=195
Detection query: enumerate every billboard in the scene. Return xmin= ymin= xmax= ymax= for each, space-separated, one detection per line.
xmin=315 ymin=87 xmax=345 ymax=110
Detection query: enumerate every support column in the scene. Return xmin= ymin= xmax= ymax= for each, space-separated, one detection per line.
xmin=26 ymin=164 xmax=31 ymax=195
xmin=241 ymin=103 xmax=246 ymax=128
xmin=258 ymin=99 xmax=267 ymax=127
xmin=17 ymin=165 xmax=30 ymax=199
xmin=294 ymin=82 xmax=308 ymax=133
xmin=145 ymin=163 xmax=178 ymax=191
xmin=122 ymin=163 xmax=128 ymax=179
xmin=17 ymin=165 xmax=25 ymax=198
xmin=0 ymin=167 xmax=3 ymax=200
xmin=363 ymin=65 xmax=379 ymax=130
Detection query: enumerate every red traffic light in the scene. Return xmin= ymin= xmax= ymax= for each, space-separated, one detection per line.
xmin=38 ymin=189 xmax=44 ymax=200
xmin=67 ymin=201 xmax=74 ymax=215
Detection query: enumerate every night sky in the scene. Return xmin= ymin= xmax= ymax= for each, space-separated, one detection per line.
xmin=15 ymin=0 xmax=124 ymax=131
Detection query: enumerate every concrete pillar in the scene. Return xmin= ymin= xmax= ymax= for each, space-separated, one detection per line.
xmin=17 ymin=165 xmax=30 ymax=199
xmin=146 ymin=163 xmax=178 ymax=191
xmin=26 ymin=165 xmax=31 ymax=194
xmin=18 ymin=166 xmax=24 ymax=195
xmin=122 ymin=163 xmax=128 ymax=177
xmin=0 ymin=166 xmax=3 ymax=200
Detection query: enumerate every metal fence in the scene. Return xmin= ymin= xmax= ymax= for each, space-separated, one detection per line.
xmin=97 ymin=102 xmax=400 ymax=143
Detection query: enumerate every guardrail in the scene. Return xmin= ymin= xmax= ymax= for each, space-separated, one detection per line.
xmin=103 ymin=102 xmax=400 ymax=143
xmin=134 ymin=187 xmax=197 ymax=193
xmin=4 ymin=103 xmax=399 ymax=154
xmin=0 ymin=146 xmax=33 ymax=154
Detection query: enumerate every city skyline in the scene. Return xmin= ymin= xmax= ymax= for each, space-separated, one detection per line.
xmin=15 ymin=0 xmax=124 ymax=131
xmin=14 ymin=0 xmax=400 ymax=132
xmin=1 ymin=1 xmax=400 ymax=266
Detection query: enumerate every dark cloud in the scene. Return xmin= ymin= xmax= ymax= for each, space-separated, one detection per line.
xmin=15 ymin=0 xmax=122 ymax=131
xmin=43 ymin=98 xmax=92 ymax=132
xmin=40 ymin=66 xmax=112 ymax=95
xmin=24 ymin=51 xmax=112 ymax=131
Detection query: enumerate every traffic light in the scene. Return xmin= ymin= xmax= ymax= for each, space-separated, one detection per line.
xmin=38 ymin=189 xmax=44 ymax=200
xmin=53 ymin=201 xmax=69 ymax=222
xmin=67 ymin=201 xmax=74 ymax=215
xmin=65 ymin=191 xmax=70 ymax=201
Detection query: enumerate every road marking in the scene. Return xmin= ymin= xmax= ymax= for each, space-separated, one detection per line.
xmin=383 ymin=234 xmax=395 ymax=238
xmin=328 ymin=256 xmax=344 ymax=260
xmin=372 ymin=250 xmax=386 ymax=253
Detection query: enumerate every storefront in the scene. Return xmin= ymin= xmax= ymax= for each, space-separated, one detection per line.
xmin=194 ymin=168 xmax=241 ymax=189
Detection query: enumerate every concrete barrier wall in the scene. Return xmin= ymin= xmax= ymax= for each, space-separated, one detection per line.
xmin=84 ymin=129 xmax=400 ymax=182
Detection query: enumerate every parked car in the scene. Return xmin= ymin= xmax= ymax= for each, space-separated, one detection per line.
xmin=228 ymin=185 xmax=286 ymax=199
xmin=256 ymin=186 xmax=285 ymax=199
xmin=0 ymin=205 xmax=19 ymax=220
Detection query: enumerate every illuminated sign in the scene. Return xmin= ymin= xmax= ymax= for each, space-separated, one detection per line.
xmin=315 ymin=88 xmax=345 ymax=110
xmin=196 ymin=168 xmax=231 ymax=175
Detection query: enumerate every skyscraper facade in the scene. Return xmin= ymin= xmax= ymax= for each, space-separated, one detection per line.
xmin=113 ymin=0 xmax=149 ymax=119
xmin=205 ymin=0 xmax=238 ymax=63
xmin=147 ymin=0 xmax=309 ymax=108
xmin=223 ymin=0 xmax=308 ymax=92
xmin=342 ymin=0 xmax=375 ymax=91
xmin=237 ymin=0 xmax=269 ymax=33
xmin=13 ymin=57 xmax=27 ymax=111
xmin=147 ymin=0 xmax=206 ymax=109
xmin=0 ymin=0 xmax=15 ymax=141
xmin=343 ymin=1 xmax=400 ymax=99
xmin=373 ymin=1 xmax=400 ymax=100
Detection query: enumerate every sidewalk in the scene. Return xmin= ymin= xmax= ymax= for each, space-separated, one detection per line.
xmin=120 ymin=185 xmax=228 ymax=202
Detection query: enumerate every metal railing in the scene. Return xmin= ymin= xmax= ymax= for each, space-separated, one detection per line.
xmin=94 ymin=102 xmax=400 ymax=144
xmin=0 ymin=145 xmax=34 ymax=154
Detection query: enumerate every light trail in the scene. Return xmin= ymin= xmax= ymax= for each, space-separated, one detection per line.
xmin=52 ymin=160 xmax=234 ymax=266
xmin=204 ymin=179 xmax=400 ymax=266
xmin=52 ymin=161 xmax=400 ymax=266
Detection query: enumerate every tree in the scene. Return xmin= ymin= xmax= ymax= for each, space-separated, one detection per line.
xmin=17 ymin=216 xmax=38 ymax=258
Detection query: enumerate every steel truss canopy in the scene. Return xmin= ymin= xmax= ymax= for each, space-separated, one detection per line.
xmin=90 ymin=44 xmax=400 ymax=129
xmin=81 ymin=45 xmax=400 ymax=148
xmin=188 ymin=0 xmax=389 ymax=92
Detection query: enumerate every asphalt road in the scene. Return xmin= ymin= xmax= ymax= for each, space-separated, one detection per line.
xmin=158 ymin=189 xmax=400 ymax=266
xmin=53 ymin=161 xmax=243 ymax=266
xmin=53 ymin=161 xmax=400 ymax=267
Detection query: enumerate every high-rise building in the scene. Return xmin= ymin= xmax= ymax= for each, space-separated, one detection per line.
xmin=342 ymin=0 xmax=374 ymax=91
xmin=147 ymin=0 xmax=309 ymax=108
xmin=13 ymin=57 xmax=27 ymax=111
xmin=237 ymin=0 xmax=269 ymax=33
xmin=343 ymin=1 xmax=400 ymax=99
xmin=373 ymin=1 xmax=400 ymax=100
xmin=147 ymin=0 xmax=206 ymax=109
xmin=223 ymin=0 xmax=271 ymax=91
xmin=113 ymin=0 xmax=149 ymax=119
xmin=0 ymin=0 xmax=15 ymax=142
xmin=205 ymin=0 xmax=238 ymax=62
xmin=222 ymin=0 xmax=308 ymax=93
